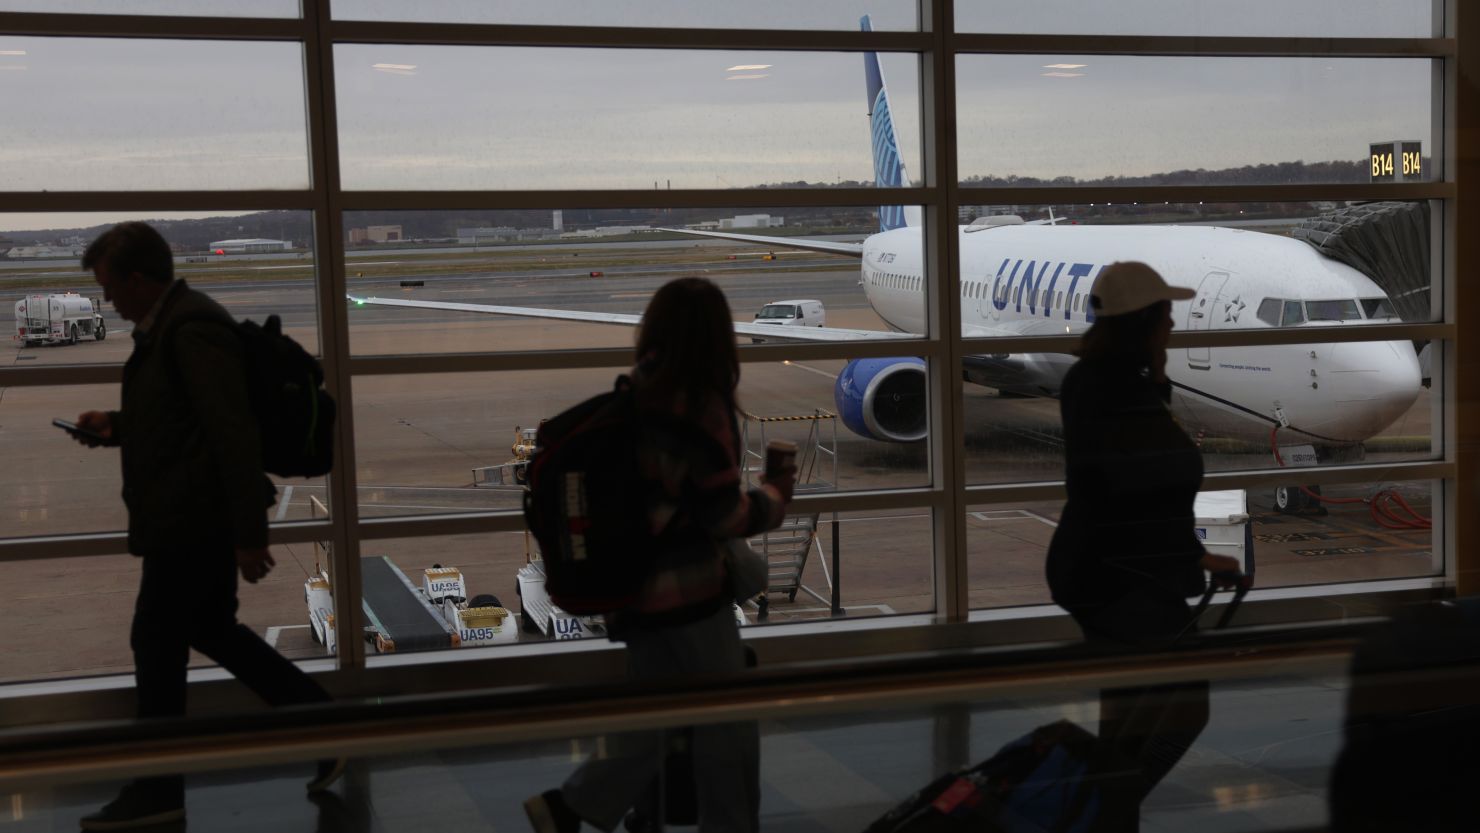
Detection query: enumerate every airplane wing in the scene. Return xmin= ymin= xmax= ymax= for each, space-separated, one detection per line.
xmin=658 ymin=228 xmax=865 ymax=258
xmin=348 ymin=295 xmax=916 ymax=343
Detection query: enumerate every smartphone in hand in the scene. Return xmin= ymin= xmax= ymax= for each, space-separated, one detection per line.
xmin=53 ymin=418 xmax=106 ymax=444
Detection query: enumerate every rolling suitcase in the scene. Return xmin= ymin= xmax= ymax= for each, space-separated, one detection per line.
xmin=864 ymin=576 xmax=1250 ymax=833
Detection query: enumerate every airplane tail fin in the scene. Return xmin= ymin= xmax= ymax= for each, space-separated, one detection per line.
xmin=862 ymin=15 xmax=919 ymax=233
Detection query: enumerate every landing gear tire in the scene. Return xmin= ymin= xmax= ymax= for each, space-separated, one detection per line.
xmin=1274 ymin=486 xmax=1298 ymax=513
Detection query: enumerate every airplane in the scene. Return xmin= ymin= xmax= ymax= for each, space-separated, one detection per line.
xmin=349 ymin=15 xmax=1422 ymax=460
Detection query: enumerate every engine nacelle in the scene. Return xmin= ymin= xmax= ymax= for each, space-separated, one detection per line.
xmin=834 ymin=357 xmax=928 ymax=442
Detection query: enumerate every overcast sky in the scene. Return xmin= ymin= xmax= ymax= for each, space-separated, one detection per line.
xmin=0 ymin=0 xmax=1436 ymax=233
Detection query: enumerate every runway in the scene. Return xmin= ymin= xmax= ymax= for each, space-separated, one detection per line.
xmin=0 ymin=242 xmax=1435 ymax=681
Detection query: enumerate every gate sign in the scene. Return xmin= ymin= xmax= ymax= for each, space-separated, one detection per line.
xmin=1370 ymin=140 xmax=1423 ymax=182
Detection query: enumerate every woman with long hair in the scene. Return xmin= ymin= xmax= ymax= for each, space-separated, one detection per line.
xmin=1046 ymin=261 xmax=1242 ymax=827
xmin=527 ymin=277 xmax=793 ymax=833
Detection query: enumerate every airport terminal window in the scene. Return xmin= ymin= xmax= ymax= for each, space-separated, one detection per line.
xmin=0 ymin=544 xmax=321 ymax=685
xmin=0 ymin=37 xmax=310 ymax=192
xmin=0 ymin=1 xmax=299 ymax=16
xmin=343 ymin=208 xmax=924 ymax=355
xmin=351 ymin=362 xmax=929 ymax=521
xmin=964 ymin=478 xmax=1439 ymax=613
xmin=954 ymin=0 xmax=1436 ymax=38
xmin=0 ymin=5 xmax=1458 ymax=692
xmin=955 ymin=56 xmax=1434 ymax=189
xmin=962 ymin=335 xmax=1437 ymax=486
xmin=333 ymin=45 xmax=922 ymax=192
xmin=329 ymin=1 xmax=921 ymax=31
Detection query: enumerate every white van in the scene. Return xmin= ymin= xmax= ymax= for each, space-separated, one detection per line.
xmin=754 ymin=299 xmax=825 ymax=328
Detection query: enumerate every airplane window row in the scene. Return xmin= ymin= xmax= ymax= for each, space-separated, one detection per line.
xmin=1255 ymin=297 xmax=1393 ymax=326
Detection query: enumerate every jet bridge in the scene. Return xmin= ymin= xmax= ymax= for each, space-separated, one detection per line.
xmin=1292 ymin=201 xmax=1431 ymax=323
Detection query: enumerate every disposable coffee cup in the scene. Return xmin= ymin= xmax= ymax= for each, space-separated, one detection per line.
xmin=764 ymin=439 xmax=798 ymax=480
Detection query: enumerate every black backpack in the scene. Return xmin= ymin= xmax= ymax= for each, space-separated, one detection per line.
xmin=169 ymin=313 xmax=335 ymax=478
xmin=521 ymin=376 xmax=709 ymax=615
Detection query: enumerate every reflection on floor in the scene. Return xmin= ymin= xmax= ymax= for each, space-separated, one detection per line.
xmin=12 ymin=674 xmax=1344 ymax=832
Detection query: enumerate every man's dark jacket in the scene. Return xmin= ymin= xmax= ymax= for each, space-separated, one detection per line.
xmin=1046 ymin=353 xmax=1207 ymax=611
xmin=106 ymin=280 xmax=274 ymax=555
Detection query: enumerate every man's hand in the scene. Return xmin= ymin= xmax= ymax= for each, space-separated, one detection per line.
xmin=237 ymin=547 xmax=275 ymax=583
xmin=73 ymin=411 xmax=113 ymax=447
xmin=1199 ymin=552 xmax=1247 ymax=589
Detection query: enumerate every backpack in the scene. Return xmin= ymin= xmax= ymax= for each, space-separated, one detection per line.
xmin=169 ymin=313 xmax=335 ymax=478
xmin=521 ymin=375 xmax=709 ymax=615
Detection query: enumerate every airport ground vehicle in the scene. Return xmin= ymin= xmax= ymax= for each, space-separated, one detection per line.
xmin=306 ymin=559 xmax=519 ymax=653
xmin=14 ymin=293 xmax=105 ymax=346
xmin=754 ymin=299 xmax=825 ymax=328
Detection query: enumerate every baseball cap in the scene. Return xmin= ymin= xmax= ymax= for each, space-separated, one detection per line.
xmin=1089 ymin=261 xmax=1195 ymax=317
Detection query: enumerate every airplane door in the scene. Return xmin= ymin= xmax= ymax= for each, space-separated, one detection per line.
xmin=1186 ymin=271 xmax=1230 ymax=370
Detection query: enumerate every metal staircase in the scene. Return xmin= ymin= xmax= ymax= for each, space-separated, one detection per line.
xmin=739 ymin=409 xmax=839 ymax=618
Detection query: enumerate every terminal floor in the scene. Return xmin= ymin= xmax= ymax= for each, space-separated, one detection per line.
xmin=11 ymin=672 xmax=1344 ymax=832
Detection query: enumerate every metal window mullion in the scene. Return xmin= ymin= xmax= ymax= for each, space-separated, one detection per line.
xmin=950 ymin=33 xmax=1453 ymax=59
xmin=0 ymin=520 xmax=335 ymax=562
xmin=962 ymin=459 xmax=1454 ymax=506
xmin=347 ymin=339 xmax=947 ymax=377
xmin=354 ymin=488 xmax=945 ymax=541
xmin=335 ymin=187 xmax=930 ymax=212
xmin=920 ymin=0 xmax=967 ymax=624
xmin=304 ymin=0 xmax=365 ymax=673
xmin=328 ymin=20 xmax=930 ymax=51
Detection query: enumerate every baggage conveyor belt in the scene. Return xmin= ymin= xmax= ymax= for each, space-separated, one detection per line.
xmin=360 ymin=555 xmax=456 ymax=653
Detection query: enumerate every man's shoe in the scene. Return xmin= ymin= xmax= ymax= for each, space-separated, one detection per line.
xmin=523 ymin=789 xmax=582 ymax=833
xmin=79 ymin=783 xmax=184 ymax=831
xmin=306 ymin=757 xmax=347 ymax=793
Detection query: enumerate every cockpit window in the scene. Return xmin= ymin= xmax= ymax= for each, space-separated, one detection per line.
xmin=1256 ymin=298 xmax=1282 ymax=326
xmin=1361 ymin=297 xmax=1398 ymax=319
xmin=1282 ymin=300 xmax=1306 ymax=326
xmin=1305 ymin=299 xmax=1362 ymax=321
xmin=757 ymin=304 xmax=798 ymax=319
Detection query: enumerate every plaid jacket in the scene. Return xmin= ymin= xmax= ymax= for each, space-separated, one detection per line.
xmin=616 ymin=385 xmax=786 ymax=628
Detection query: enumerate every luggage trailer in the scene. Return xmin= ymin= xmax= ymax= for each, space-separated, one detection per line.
xmin=305 ymin=557 xmax=520 ymax=654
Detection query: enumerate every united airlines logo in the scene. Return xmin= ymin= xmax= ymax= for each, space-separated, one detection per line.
xmin=871 ymin=89 xmax=907 ymax=233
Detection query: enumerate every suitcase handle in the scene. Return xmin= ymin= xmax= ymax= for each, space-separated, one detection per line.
xmin=1181 ymin=572 xmax=1251 ymax=639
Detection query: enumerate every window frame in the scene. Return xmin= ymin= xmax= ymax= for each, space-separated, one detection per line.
xmin=0 ymin=1 xmax=1464 ymax=702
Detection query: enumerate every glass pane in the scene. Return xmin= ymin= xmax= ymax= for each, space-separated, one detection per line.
xmin=961 ymin=339 xmax=1435 ymax=485
xmin=334 ymin=46 xmax=921 ymax=191
xmin=333 ymin=0 xmax=920 ymax=30
xmin=345 ymin=513 xmax=930 ymax=660
xmin=0 ymin=1 xmax=299 ymax=16
xmin=352 ymin=363 xmax=927 ymax=523
xmin=344 ymin=209 xmax=924 ymax=354
xmin=2 ymin=211 xmax=320 ymax=364
xmin=956 ymin=56 xmax=1435 ymax=187
xmin=956 ymin=0 xmax=1436 ymax=38
xmin=0 ymin=544 xmax=326 ymax=684
xmin=0 ymin=37 xmax=309 ymax=191
xmin=0 ymin=374 xmax=329 ymax=538
xmin=968 ymin=480 xmax=1436 ymax=612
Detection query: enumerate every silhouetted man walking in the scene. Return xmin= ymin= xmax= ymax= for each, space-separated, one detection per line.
xmin=69 ymin=222 xmax=341 ymax=830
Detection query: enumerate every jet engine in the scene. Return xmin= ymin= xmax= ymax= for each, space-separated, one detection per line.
xmin=833 ymin=357 xmax=928 ymax=442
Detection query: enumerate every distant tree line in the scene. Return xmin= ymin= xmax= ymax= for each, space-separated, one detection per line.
xmin=3 ymin=159 xmax=1382 ymax=248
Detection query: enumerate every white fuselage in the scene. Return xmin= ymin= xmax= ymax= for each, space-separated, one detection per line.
xmin=857 ymin=224 xmax=1422 ymax=446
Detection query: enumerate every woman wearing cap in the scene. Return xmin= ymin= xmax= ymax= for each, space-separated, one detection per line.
xmin=1045 ymin=261 xmax=1242 ymax=821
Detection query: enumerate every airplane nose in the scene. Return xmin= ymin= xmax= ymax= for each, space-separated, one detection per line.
xmin=1317 ymin=340 xmax=1423 ymax=441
